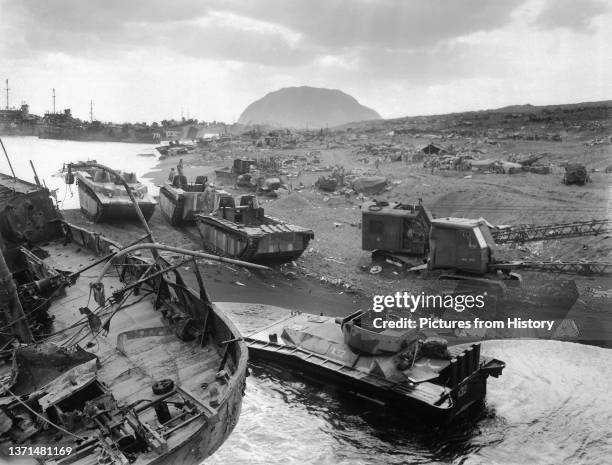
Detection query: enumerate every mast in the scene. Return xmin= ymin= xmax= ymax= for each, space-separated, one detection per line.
xmin=52 ymin=88 xmax=56 ymax=114
xmin=0 ymin=137 xmax=17 ymax=181
xmin=4 ymin=79 xmax=8 ymax=110
xmin=90 ymin=100 xmax=93 ymax=122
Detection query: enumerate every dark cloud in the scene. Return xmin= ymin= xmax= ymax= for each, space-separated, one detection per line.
xmin=2 ymin=0 xmax=317 ymax=65
xmin=18 ymin=16 xmax=314 ymax=66
xmin=3 ymin=0 xmax=525 ymax=65
xmin=226 ymin=0 xmax=525 ymax=49
xmin=534 ymin=0 xmax=608 ymax=32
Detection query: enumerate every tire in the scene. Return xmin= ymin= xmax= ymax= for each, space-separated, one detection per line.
xmin=152 ymin=379 xmax=175 ymax=395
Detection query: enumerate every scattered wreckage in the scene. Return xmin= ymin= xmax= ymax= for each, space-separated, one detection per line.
xmin=216 ymin=158 xmax=285 ymax=196
xmin=562 ymin=163 xmax=590 ymax=185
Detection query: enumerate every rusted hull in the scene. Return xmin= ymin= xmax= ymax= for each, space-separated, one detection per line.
xmin=146 ymin=372 xmax=245 ymax=465
xmin=195 ymin=217 xmax=313 ymax=263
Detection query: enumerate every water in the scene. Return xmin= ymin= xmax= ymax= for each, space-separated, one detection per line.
xmin=208 ymin=340 xmax=612 ymax=465
xmin=0 ymin=136 xmax=159 ymax=210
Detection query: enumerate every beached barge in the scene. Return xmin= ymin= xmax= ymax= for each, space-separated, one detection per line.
xmin=246 ymin=310 xmax=504 ymax=424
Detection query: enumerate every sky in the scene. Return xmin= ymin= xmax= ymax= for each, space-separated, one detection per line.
xmin=0 ymin=0 xmax=610 ymax=124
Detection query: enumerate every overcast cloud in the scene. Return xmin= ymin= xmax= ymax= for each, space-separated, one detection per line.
xmin=0 ymin=0 xmax=609 ymax=122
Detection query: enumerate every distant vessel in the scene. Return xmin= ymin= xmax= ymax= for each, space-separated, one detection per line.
xmin=246 ymin=309 xmax=505 ymax=424
xmin=0 ymin=169 xmax=261 ymax=464
xmin=156 ymin=141 xmax=195 ymax=159
xmin=38 ymin=108 xmax=159 ymax=144
xmin=195 ymin=192 xmax=314 ymax=263
xmin=69 ymin=164 xmax=157 ymax=222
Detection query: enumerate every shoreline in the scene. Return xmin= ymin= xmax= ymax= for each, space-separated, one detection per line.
xmin=143 ymin=152 xmax=218 ymax=185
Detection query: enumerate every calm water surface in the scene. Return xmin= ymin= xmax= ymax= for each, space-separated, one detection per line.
xmin=208 ymin=340 xmax=612 ymax=465
xmin=0 ymin=136 xmax=159 ymax=209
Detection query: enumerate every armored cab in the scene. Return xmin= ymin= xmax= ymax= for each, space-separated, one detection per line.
xmin=428 ymin=218 xmax=497 ymax=274
xmin=362 ymin=201 xmax=433 ymax=258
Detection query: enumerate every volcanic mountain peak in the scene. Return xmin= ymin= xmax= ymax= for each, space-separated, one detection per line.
xmin=238 ymin=86 xmax=381 ymax=128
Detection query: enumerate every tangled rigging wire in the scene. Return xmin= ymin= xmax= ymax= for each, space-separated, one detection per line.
xmin=1 ymin=257 xmax=163 ymax=355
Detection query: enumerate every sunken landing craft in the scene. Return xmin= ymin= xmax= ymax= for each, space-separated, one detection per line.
xmin=246 ymin=310 xmax=505 ymax=424
xmin=69 ymin=165 xmax=157 ymax=223
xmin=195 ymin=191 xmax=314 ymax=263
xmin=0 ymin=171 xmax=254 ymax=464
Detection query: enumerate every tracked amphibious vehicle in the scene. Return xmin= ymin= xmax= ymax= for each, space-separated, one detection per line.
xmin=246 ymin=309 xmax=505 ymax=424
xmin=67 ymin=164 xmax=156 ymax=223
xmin=159 ymin=173 xmax=209 ymax=226
xmin=195 ymin=191 xmax=314 ymax=263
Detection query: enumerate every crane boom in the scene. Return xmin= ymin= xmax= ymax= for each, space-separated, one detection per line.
xmin=492 ymin=261 xmax=612 ymax=275
xmin=491 ymin=219 xmax=612 ymax=244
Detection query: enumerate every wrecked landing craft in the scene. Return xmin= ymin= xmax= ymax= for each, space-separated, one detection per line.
xmin=0 ymin=171 xmax=261 ymax=464
xmin=246 ymin=310 xmax=505 ymax=424
xmin=195 ymin=192 xmax=314 ymax=263
xmin=159 ymin=171 xmax=209 ymax=226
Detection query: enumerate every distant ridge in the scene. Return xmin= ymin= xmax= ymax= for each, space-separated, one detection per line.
xmin=491 ymin=100 xmax=612 ymax=113
xmin=238 ymin=86 xmax=381 ymax=128
xmin=328 ymin=99 xmax=611 ymax=134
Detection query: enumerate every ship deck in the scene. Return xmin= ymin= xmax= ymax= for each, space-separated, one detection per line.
xmin=41 ymin=240 xmax=226 ymax=408
xmin=1 ymin=237 xmax=239 ymax=463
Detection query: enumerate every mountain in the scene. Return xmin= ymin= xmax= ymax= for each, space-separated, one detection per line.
xmin=238 ymin=86 xmax=381 ymax=128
